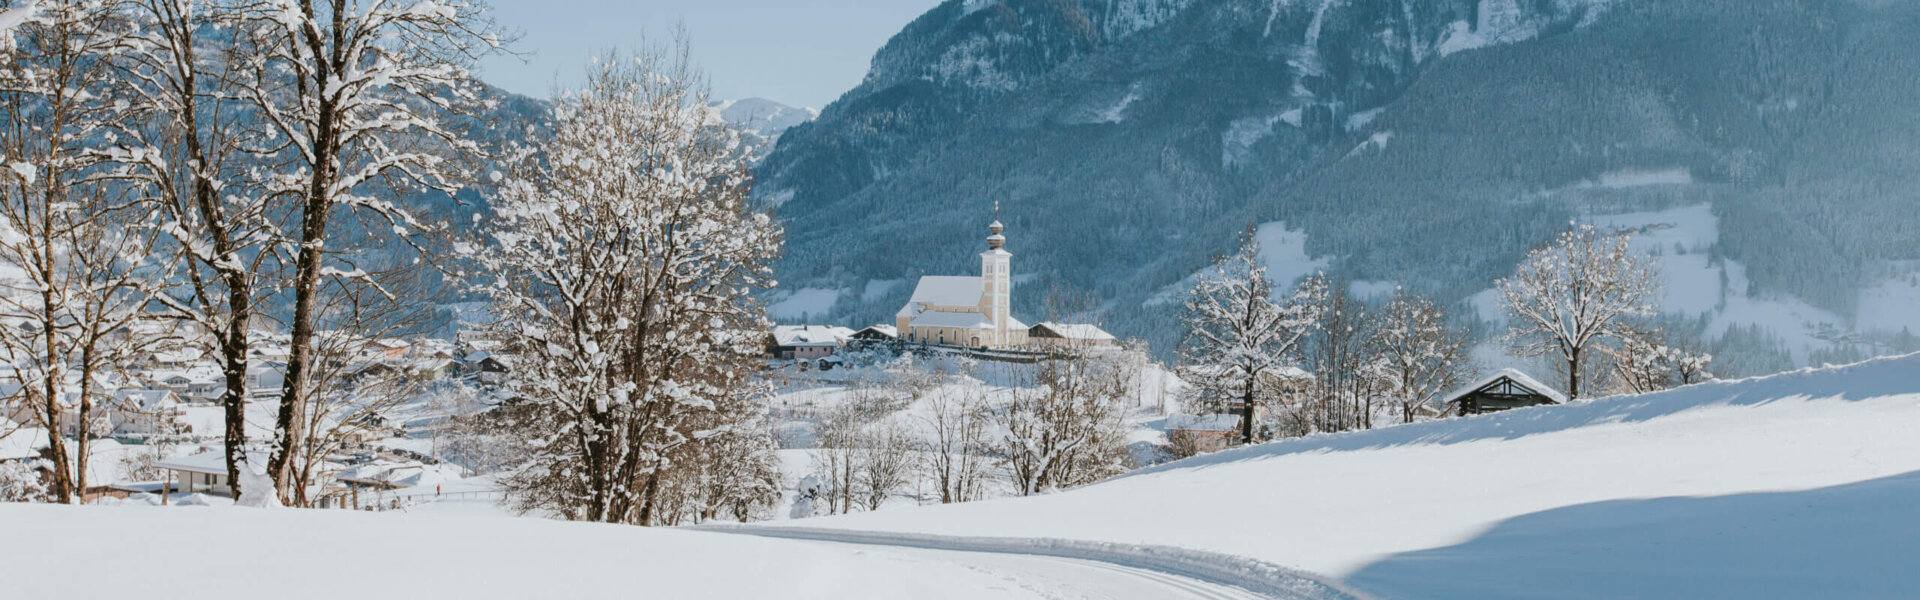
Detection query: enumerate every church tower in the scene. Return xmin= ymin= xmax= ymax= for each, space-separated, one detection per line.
xmin=980 ymin=213 xmax=1012 ymax=346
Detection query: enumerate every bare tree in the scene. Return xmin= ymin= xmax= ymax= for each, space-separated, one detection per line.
xmin=855 ymin=418 xmax=916 ymax=511
xmin=920 ymin=383 xmax=991 ymax=504
xmin=225 ymin=0 xmax=500 ymax=502
xmin=1604 ymin=327 xmax=1715 ymax=396
xmin=117 ymin=0 xmax=278 ymax=496
xmin=997 ymin=356 xmax=1134 ymax=495
xmin=1181 ymin=232 xmax=1327 ymax=445
xmin=0 ymin=0 xmax=162 ymax=503
xmin=1305 ymin=282 xmax=1381 ymax=432
xmin=477 ymin=45 xmax=780 ymax=526
xmin=282 ymin=268 xmax=437 ymax=506
xmin=1371 ymin=290 xmax=1470 ymax=424
xmin=1498 ymin=224 xmax=1659 ymax=399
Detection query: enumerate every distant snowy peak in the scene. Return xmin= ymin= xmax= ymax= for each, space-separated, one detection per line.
xmin=713 ymin=97 xmax=819 ymax=139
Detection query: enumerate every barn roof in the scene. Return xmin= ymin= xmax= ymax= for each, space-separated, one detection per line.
xmin=1442 ymin=369 xmax=1569 ymax=404
xmin=1033 ymin=322 xmax=1117 ymax=341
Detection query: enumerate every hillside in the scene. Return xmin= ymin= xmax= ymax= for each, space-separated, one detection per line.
xmin=757 ymin=0 xmax=1920 ymax=363
xmin=768 ymin=353 xmax=1920 ymax=598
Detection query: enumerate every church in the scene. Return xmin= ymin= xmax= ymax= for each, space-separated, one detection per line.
xmin=895 ymin=218 xmax=1029 ymax=348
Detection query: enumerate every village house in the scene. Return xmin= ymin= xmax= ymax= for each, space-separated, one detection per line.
xmin=156 ymin=449 xmax=271 ymax=497
xmin=1165 ymin=413 xmax=1240 ymax=455
xmin=1442 ymin=369 xmax=1567 ymax=415
xmin=845 ymin=325 xmax=899 ymax=351
xmin=767 ymin=325 xmax=854 ymax=360
xmin=896 ymin=216 xmax=1029 ymax=348
xmin=109 ymin=389 xmax=186 ymax=437
xmin=1028 ymin=322 xmax=1119 ymax=351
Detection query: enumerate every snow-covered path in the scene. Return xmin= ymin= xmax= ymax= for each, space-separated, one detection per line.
xmin=798 ymin=540 xmax=1272 ymax=600
xmin=706 ymin=525 xmax=1361 ymax=600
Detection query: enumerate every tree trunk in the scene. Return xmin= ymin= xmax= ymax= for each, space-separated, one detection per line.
xmin=1240 ymin=373 xmax=1256 ymax=445
xmin=40 ymin=395 xmax=72 ymax=503
xmin=1568 ymin=347 xmax=1583 ymax=400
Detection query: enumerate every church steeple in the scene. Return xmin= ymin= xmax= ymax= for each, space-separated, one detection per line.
xmin=987 ymin=201 xmax=1006 ymax=250
xmin=980 ymin=203 xmax=1012 ymax=346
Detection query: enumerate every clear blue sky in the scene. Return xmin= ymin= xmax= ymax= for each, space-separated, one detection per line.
xmin=478 ymin=0 xmax=941 ymax=108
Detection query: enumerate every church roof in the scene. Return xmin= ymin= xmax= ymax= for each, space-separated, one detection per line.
xmin=897 ymin=276 xmax=983 ymax=318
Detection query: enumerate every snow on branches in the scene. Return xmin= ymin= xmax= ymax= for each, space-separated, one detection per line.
xmin=473 ymin=44 xmax=780 ymax=525
xmin=1498 ymin=224 xmax=1659 ymax=399
xmin=1180 ymin=232 xmax=1327 ymax=444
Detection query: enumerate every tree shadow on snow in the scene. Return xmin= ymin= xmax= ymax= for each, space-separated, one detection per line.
xmin=1126 ymin=354 xmax=1920 ymax=479
xmin=1342 ymin=470 xmax=1920 ymax=600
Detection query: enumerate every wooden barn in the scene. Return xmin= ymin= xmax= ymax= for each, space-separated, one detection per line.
xmin=1443 ymin=369 xmax=1568 ymax=415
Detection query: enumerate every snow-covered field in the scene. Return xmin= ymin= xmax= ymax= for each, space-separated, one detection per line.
xmin=766 ymin=353 xmax=1920 ymax=599
xmin=0 ymin=503 xmax=1266 ymax=600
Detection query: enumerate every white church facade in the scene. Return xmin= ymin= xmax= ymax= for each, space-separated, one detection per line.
xmin=896 ymin=219 xmax=1029 ymax=348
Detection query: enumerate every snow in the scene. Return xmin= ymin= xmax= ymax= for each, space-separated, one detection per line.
xmin=1439 ymin=367 xmax=1567 ymax=404
xmin=765 ymin=354 xmax=1920 ymax=597
xmin=1587 ymin=204 xmax=1849 ymax=361
xmin=1344 ymin=108 xmax=1382 ymax=132
xmin=1347 ymin=280 xmax=1397 ymax=298
xmin=1587 ymin=167 xmax=1694 ymax=188
xmin=0 ymin=504 xmax=1168 ymax=600
xmin=1343 ymin=131 xmax=1393 ymax=158
xmin=769 ymin=287 xmax=840 ymax=320
xmin=1147 ymin=221 xmax=1327 ymax=306
xmin=861 ymin=279 xmax=902 ymax=302
xmin=772 ymin=324 xmax=855 ymax=346
xmin=909 ymin=311 xmax=995 ymax=329
xmin=898 ymin=275 xmax=984 ymax=317
xmin=0 ymin=2 xmax=36 ymax=37
xmin=1855 ymin=271 xmax=1920 ymax=336
xmin=153 ymin=449 xmax=268 ymax=474
xmin=1098 ymin=87 xmax=1141 ymax=123
xmin=1248 ymin=222 xmax=1329 ymax=292
xmin=1034 ymin=322 xmax=1117 ymax=341
xmin=1165 ymin=413 xmax=1238 ymax=432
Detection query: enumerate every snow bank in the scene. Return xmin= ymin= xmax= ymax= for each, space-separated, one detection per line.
xmin=0 ymin=505 xmax=1114 ymax=600
xmin=767 ymin=354 xmax=1920 ymax=598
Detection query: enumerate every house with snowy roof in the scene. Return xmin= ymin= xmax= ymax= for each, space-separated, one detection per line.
xmin=767 ymin=325 xmax=854 ymax=360
xmin=1165 ymin=413 xmax=1240 ymax=455
xmin=1441 ymin=369 xmax=1567 ymax=415
xmin=1029 ymin=322 xmax=1118 ymax=350
xmin=896 ymin=217 xmax=1028 ymax=349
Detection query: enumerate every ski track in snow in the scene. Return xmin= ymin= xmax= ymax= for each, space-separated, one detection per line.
xmin=701 ymin=525 xmax=1364 ymax=600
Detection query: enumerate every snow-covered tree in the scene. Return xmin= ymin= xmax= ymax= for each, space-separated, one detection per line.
xmin=0 ymin=0 xmax=165 ymax=503
xmin=116 ymin=0 xmax=280 ymax=496
xmin=1180 ymin=233 xmax=1327 ymax=444
xmin=1371 ymin=289 xmax=1470 ymax=424
xmin=1605 ymin=328 xmax=1715 ymax=395
xmin=1304 ymin=282 xmax=1384 ymax=432
xmin=920 ymin=382 xmax=992 ymax=504
xmin=476 ymin=45 xmax=780 ymax=525
xmin=1498 ymin=224 xmax=1659 ymax=399
xmin=224 ymin=0 xmax=500 ymax=502
xmin=998 ymin=356 xmax=1134 ymax=495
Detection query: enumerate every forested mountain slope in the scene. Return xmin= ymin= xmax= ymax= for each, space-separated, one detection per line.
xmin=756 ymin=0 xmax=1920 ymax=362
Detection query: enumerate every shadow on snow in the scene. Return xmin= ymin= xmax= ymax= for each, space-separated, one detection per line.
xmin=1344 ymin=470 xmax=1920 ymax=599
